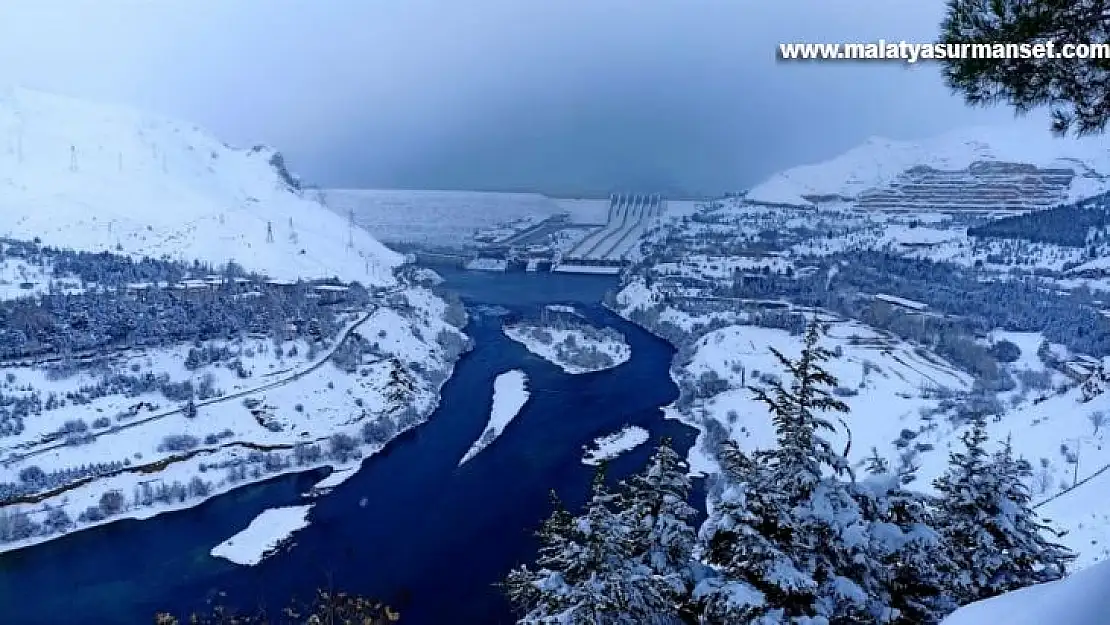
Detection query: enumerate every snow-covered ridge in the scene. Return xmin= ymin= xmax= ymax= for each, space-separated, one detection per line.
xmin=0 ymin=88 xmax=481 ymax=558
xmin=747 ymin=125 xmax=1110 ymax=208
xmin=0 ymin=87 xmax=400 ymax=284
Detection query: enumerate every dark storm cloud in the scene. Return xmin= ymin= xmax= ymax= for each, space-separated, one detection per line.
xmin=0 ymin=1 xmax=1023 ymax=196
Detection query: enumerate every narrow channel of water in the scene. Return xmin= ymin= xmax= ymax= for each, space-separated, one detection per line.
xmin=0 ymin=269 xmax=702 ymax=624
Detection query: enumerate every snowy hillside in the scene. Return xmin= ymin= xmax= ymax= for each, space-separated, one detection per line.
xmin=747 ymin=125 xmax=1110 ymax=208
xmin=611 ymin=192 xmax=1110 ymax=579
xmin=941 ymin=558 xmax=1110 ymax=625
xmin=0 ymin=88 xmax=479 ymax=555
xmin=0 ymin=87 xmax=401 ymax=284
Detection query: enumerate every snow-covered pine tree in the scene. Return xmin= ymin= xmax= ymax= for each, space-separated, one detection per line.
xmin=856 ymin=451 xmax=959 ymax=623
xmin=698 ymin=323 xmax=915 ymax=623
xmin=751 ymin=321 xmax=851 ymax=488
xmin=932 ymin=415 xmax=995 ymax=604
xmin=749 ymin=324 xmax=896 ymax=621
xmin=616 ymin=437 xmax=699 ymax=622
xmin=504 ymin=491 xmax=577 ymax=620
xmin=504 ymin=468 xmax=664 ymax=624
xmin=933 ymin=419 xmax=1074 ymax=606
xmin=695 ymin=440 xmax=801 ymax=624
xmin=1080 ymin=357 xmax=1110 ymax=402
xmin=982 ymin=436 xmax=1074 ymax=594
xmin=864 ymin=446 xmax=890 ymax=475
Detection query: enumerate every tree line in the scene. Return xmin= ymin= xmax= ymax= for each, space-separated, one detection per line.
xmin=967 ymin=192 xmax=1110 ymax=249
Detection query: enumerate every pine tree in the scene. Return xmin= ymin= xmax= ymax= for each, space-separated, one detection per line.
xmin=504 ymin=493 xmax=572 ymax=617
xmin=932 ymin=415 xmax=995 ymax=604
xmin=856 ymin=452 xmax=959 ymax=623
xmin=695 ymin=441 xmax=802 ymax=624
xmin=697 ymin=324 xmax=896 ymax=623
xmin=933 ymin=419 xmax=1075 ymax=605
xmin=864 ymin=446 xmax=890 ymax=474
xmin=504 ymin=468 xmax=664 ymax=624
xmin=183 ymin=399 xmax=197 ymax=419
xmin=617 ymin=438 xmax=699 ymax=622
xmin=750 ymin=321 xmax=851 ymax=490
xmin=984 ymin=437 xmax=1075 ymax=594
xmin=939 ymin=0 xmax=1110 ymax=136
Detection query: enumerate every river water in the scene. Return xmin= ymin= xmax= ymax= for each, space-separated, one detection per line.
xmin=0 ymin=268 xmax=701 ymax=624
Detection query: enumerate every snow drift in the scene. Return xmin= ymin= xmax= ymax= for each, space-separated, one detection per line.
xmin=941 ymin=559 xmax=1110 ymax=625
xmin=0 ymin=87 xmax=401 ymax=284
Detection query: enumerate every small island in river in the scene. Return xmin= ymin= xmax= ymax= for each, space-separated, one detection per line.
xmin=503 ymin=314 xmax=631 ymax=374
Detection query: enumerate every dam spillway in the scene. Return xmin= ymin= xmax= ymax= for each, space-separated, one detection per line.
xmin=554 ymin=193 xmax=665 ymax=275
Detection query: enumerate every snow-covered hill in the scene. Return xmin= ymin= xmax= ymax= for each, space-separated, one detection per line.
xmin=0 ymin=87 xmax=401 ymax=284
xmin=941 ymin=558 xmax=1110 ymax=625
xmin=0 ymin=88 xmax=477 ymax=555
xmin=747 ymin=125 xmax=1110 ymax=208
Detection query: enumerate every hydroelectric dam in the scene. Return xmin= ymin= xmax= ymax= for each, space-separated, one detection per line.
xmin=361 ymin=192 xmax=670 ymax=276
xmin=551 ymin=193 xmax=666 ymax=275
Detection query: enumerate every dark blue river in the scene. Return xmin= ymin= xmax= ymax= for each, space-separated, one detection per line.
xmin=0 ymin=268 xmax=701 ymax=624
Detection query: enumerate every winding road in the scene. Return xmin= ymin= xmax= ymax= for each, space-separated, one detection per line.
xmin=1 ymin=308 xmax=381 ymax=468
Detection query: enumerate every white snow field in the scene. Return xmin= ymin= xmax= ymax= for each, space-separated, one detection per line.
xmin=746 ymin=124 xmax=1110 ymax=208
xmin=582 ymin=426 xmax=650 ymax=466
xmin=210 ymin=504 xmax=314 ymax=566
xmin=0 ymin=87 xmax=401 ymax=285
xmin=459 ymin=370 xmax=530 ymax=465
xmin=940 ymin=558 xmax=1110 ymax=625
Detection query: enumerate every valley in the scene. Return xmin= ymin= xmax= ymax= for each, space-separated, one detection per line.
xmin=1 ymin=86 xmax=1110 ymax=624
xmin=0 ymin=270 xmax=699 ymax=625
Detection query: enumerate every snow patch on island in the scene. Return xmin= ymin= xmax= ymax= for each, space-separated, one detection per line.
xmin=459 ymin=370 xmax=530 ymax=465
xmin=304 ymin=468 xmax=359 ymax=499
xmin=582 ymin=426 xmax=650 ymax=465
xmin=504 ymin=321 xmax=631 ymax=374
xmin=210 ymin=504 xmax=313 ymax=566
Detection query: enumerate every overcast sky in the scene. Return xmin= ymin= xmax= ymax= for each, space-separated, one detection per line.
xmin=0 ymin=1 xmax=1028 ymax=196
